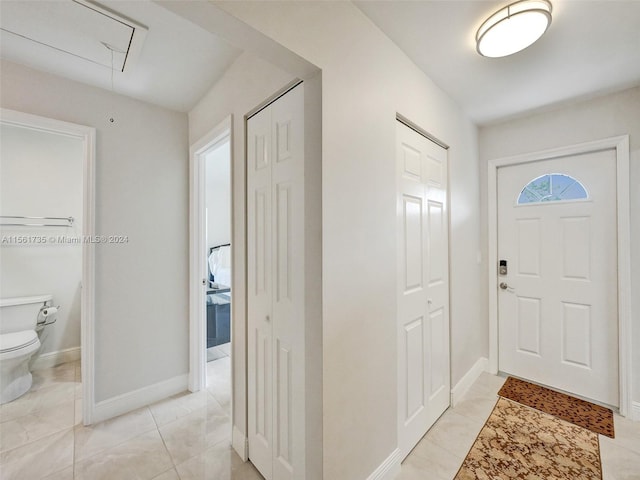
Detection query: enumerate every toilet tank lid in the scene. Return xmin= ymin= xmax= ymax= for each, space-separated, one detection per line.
xmin=0 ymin=295 xmax=53 ymax=307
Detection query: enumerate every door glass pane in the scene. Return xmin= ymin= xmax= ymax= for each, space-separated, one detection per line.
xmin=517 ymin=173 xmax=588 ymax=205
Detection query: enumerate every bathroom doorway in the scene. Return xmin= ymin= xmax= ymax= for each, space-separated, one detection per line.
xmin=0 ymin=108 xmax=95 ymax=424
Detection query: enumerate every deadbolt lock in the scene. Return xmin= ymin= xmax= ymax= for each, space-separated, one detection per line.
xmin=499 ymin=260 xmax=507 ymax=276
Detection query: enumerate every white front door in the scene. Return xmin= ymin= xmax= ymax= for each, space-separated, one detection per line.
xmin=396 ymin=121 xmax=450 ymax=460
xmin=497 ymin=149 xmax=619 ymax=407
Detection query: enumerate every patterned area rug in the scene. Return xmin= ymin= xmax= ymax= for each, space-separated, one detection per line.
xmin=454 ymin=397 xmax=603 ymax=480
xmin=498 ymin=377 xmax=615 ymax=438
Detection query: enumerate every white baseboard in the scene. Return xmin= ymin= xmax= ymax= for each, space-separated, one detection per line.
xmin=366 ymin=448 xmax=401 ymax=480
xmin=232 ymin=425 xmax=248 ymax=461
xmin=451 ymin=357 xmax=489 ymax=406
xmin=631 ymin=401 xmax=640 ymax=421
xmin=31 ymin=347 xmax=81 ymax=371
xmin=92 ymin=374 xmax=188 ymax=424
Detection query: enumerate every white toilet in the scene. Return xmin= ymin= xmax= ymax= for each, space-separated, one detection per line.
xmin=0 ymin=295 xmax=55 ymax=404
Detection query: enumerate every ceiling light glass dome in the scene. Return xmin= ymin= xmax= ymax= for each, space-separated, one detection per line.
xmin=476 ymin=0 xmax=552 ymax=58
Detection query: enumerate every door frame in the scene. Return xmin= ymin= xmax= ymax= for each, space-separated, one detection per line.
xmin=487 ymin=135 xmax=632 ymax=416
xmin=0 ymin=108 xmax=97 ymax=424
xmin=188 ymin=116 xmax=232 ymax=392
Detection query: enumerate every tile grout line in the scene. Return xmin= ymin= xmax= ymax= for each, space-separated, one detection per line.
xmin=0 ymin=383 xmax=76 ymax=429
xmin=0 ymin=406 xmax=74 ymax=456
xmin=73 ymin=407 xmax=159 ymax=464
xmin=153 ymin=393 xmax=234 ymax=474
xmin=152 ymin=407 xmax=180 ymax=471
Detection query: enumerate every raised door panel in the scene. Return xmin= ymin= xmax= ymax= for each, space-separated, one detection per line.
xmin=403 ymin=195 xmax=423 ymax=293
xmin=275 ymin=183 xmax=292 ymax=303
xmin=254 ymin=188 xmax=269 ymax=295
xmin=402 ymin=144 xmax=422 ymax=181
xmin=426 ymin=200 xmax=445 ymax=287
xmin=275 ymin=118 xmax=293 ymax=164
xmin=561 ymin=216 xmax=591 ymax=280
xmin=426 ymin=153 xmax=444 ymax=188
xmin=255 ymin=329 xmax=272 ymax=444
xmin=429 ymin=307 xmax=446 ymax=398
xmin=516 ymin=218 xmax=541 ymax=277
xmin=274 ymin=339 xmax=293 ymax=475
xmin=561 ymin=302 xmax=592 ymax=368
xmin=403 ymin=316 xmax=425 ymax=424
xmin=254 ymin=130 xmax=269 ymax=171
xmin=516 ymin=296 xmax=541 ymax=356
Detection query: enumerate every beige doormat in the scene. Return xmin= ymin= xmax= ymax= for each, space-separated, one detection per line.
xmin=454 ymin=397 xmax=602 ymax=480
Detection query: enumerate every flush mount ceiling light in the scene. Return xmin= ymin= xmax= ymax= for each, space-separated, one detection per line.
xmin=476 ymin=0 xmax=552 ymax=58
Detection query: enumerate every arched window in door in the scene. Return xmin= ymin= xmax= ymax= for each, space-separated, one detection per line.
xmin=517 ymin=173 xmax=588 ymax=205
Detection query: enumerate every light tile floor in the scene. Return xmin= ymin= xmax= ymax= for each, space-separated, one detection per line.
xmin=0 ymin=357 xmax=262 ymax=480
xmin=397 ymin=373 xmax=640 ymax=480
xmin=207 ymin=342 xmax=231 ymax=363
xmin=2 ymin=363 xmax=638 ymax=480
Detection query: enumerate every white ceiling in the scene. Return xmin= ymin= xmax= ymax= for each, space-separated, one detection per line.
xmin=0 ymin=0 xmax=242 ymax=112
xmin=355 ymin=0 xmax=640 ymax=125
xmin=1 ymin=0 xmax=138 ymax=71
xmin=2 ymin=1 xmax=638 ymax=121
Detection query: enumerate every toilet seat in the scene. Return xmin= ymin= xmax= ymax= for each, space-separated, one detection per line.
xmin=0 ymin=330 xmax=40 ymax=360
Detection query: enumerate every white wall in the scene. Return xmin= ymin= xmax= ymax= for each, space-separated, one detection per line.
xmin=189 ymin=49 xmax=297 ymax=449
xmin=0 ymin=59 xmax=190 ymax=403
xmin=479 ymin=86 xmax=640 ymax=404
xmin=205 ymin=140 xmax=231 ymax=249
xmin=0 ymin=124 xmax=83 ymax=357
xmin=211 ymin=3 xmax=483 ymax=478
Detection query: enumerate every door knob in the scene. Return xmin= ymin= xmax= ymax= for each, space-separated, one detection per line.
xmin=499 ymin=282 xmax=514 ymax=292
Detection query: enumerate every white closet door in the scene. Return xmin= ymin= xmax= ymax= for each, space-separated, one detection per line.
xmin=248 ymin=84 xmax=304 ymax=480
xmin=396 ymin=121 xmax=450 ymax=460
xmin=248 ymin=105 xmax=274 ymax=479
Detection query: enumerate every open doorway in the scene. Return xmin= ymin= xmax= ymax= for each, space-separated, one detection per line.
xmin=188 ymin=117 xmax=232 ymax=396
xmin=203 ymin=135 xmax=232 ymax=412
xmin=0 ymin=108 xmax=96 ymax=424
